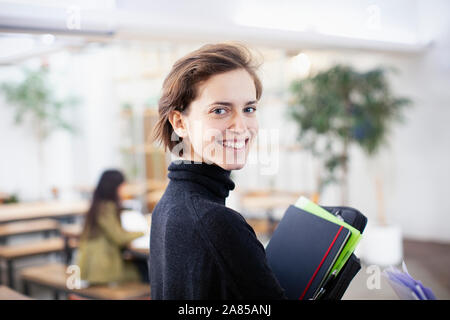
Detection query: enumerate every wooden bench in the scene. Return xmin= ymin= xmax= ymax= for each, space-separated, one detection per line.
xmin=0 ymin=219 xmax=60 ymax=244
xmin=59 ymin=224 xmax=83 ymax=265
xmin=0 ymin=237 xmax=77 ymax=289
xmin=60 ymin=224 xmax=83 ymax=239
xmin=21 ymin=263 xmax=150 ymax=300
xmin=0 ymin=285 xmax=33 ymax=300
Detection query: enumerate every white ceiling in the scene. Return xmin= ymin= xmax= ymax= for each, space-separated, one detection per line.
xmin=0 ymin=0 xmax=440 ymax=63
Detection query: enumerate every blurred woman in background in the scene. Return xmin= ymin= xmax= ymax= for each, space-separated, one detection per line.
xmin=77 ymin=169 xmax=145 ymax=286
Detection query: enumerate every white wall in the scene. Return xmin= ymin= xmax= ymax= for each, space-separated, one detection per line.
xmin=326 ymin=0 xmax=450 ymax=242
xmin=0 ymin=46 xmax=123 ymax=201
xmin=233 ymin=0 xmax=450 ymax=243
xmin=0 ymin=66 xmax=45 ymax=200
xmin=70 ymin=46 xmax=123 ymax=187
xmin=0 ymin=61 xmax=76 ymax=201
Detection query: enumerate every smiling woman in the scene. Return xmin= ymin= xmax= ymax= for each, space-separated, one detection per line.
xmin=152 ymin=43 xmax=262 ymax=171
xmin=172 ymin=68 xmax=258 ymax=171
xmin=149 ymin=43 xmax=287 ymax=300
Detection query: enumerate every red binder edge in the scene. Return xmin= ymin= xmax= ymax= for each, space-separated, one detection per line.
xmin=299 ymin=225 xmax=344 ymax=300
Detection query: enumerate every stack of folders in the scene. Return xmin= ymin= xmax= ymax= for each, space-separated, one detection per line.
xmin=265 ymin=196 xmax=363 ymax=300
xmin=383 ymin=262 xmax=436 ymax=300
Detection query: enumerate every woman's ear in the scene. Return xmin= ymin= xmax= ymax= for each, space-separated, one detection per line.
xmin=168 ymin=109 xmax=187 ymax=138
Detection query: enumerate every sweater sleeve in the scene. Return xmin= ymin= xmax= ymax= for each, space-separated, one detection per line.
xmin=97 ymin=202 xmax=145 ymax=247
xmin=192 ymin=197 xmax=287 ymax=299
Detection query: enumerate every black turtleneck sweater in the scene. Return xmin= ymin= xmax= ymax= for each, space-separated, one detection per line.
xmin=149 ymin=160 xmax=287 ymax=300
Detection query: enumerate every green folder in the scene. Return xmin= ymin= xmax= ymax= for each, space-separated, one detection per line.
xmin=294 ymin=196 xmax=362 ymax=277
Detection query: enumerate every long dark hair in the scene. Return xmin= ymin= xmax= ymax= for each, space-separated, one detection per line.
xmin=82 ymin=169 xmax=125 ymax=239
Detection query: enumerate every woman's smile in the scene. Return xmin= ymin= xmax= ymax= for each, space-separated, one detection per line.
xmin=217 ymin=137 xmax=250 ymax=151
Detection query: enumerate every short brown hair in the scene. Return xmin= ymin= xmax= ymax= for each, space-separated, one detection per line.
xmin=151 ymin=42 xmax=263 ymax=155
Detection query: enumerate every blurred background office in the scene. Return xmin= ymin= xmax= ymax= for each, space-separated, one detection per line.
xmin=0 ymin=0 xmax=449 ymax=300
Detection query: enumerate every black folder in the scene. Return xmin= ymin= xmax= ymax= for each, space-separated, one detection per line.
xmin=318 ymin=206 xmax=367 ymax=300
xmin=265 ymin=205 xmax=351 ymax=300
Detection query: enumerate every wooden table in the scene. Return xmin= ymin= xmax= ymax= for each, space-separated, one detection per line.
xmin=240 ymin=190 xmax=306 ymax=235
xmin=146 ymin=189 xmax=165 ymax=212
xmin=0 ymin=219 xmax=60 ymax=240
xmin=124 ymin=245 xmax=149 ymax=260
xmin=0 ymin=201 xmax=89 ymax=224
xmin=0 ymin=285 xmax=32 ymax=300
xmin=240 ymin=190 xmax=304 ymax=211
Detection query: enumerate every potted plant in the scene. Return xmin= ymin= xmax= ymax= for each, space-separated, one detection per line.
xmin=1 ymin=64 xmax=80 ymax=199
xmin=288 ymin=64 xmax=411 ymax=266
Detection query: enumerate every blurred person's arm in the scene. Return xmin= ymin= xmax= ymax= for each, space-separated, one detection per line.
xmin=97 ymin=202 xmax=144 ymax=247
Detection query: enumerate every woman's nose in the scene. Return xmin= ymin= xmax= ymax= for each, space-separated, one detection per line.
xmin=229 ymin=111 xmax=247 ymax=133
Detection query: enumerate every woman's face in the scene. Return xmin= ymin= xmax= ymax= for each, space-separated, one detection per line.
xmin=172 ymin=68 xmax=259 ymax=171
xmin=117 ymin=182 xmax=127 ymax=201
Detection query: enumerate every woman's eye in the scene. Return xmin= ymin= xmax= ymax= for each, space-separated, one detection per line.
xmin=213 ymin=108 xmax=227 ymax=115
xmin=245 ymin=106 xmax=257 ymax=113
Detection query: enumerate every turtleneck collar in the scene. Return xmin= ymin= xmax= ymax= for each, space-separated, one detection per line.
xmin=167 ymin=160 xmax=235 ymax=200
